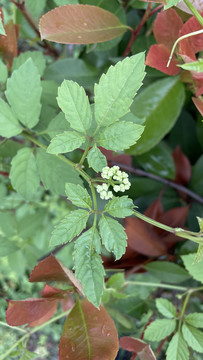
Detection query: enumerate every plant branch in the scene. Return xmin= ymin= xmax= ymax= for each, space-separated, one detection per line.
xmin=110 ymin=161 xmax=203 ymax=205
xmin=10 ymin=0 xmax=58 ymax=57
xmin=183 ymin=0 xmax=203 ymax=27
xmin=0 ymin=309 xmax=71 ymax=360
xmin=123 ymin=4 xmax=163 ymax=57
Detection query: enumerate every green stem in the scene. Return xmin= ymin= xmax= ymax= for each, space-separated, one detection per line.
xmin=0 ymin=321 xmax=26 ymax=333
xmin=167 ymin=29 xmax=203 ymax=67
xmin=78 ymin=139 xmax=92 ymax=167
xmin=178 ymin=290 xmax=191 ymax=333
xmin=133 ymin=210 xmax=203 ymax=245
xmin=22 ymin=131 xmax=91 ymax=185
xmin=125 ymin=281 xmax=188 ymax=291
xmin=0 ymin=309 xmax=71 ymax=360
xmin=183 ymin=0 xmax=203 ymax=27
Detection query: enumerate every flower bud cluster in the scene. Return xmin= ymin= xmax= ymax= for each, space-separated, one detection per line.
xmin=96 ymin=166 xmax=131 ymax=200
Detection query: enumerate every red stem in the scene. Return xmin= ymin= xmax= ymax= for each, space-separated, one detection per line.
xmin=11 ymin=0 xmax=58 ymax=57
xmin=0 ymin=171 xmax=9 ymax=177
xmin=156 ymin=336 xmax=169 ymax=356
xmin=123 ymin=4 xmax=163 ymax=57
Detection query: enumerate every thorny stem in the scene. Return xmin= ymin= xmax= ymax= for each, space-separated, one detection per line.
xmin=0 ymin=309 xmax=71 ymax=360
xmin=10 ymin=0 xmax=58 ymax=57
xmin=183 ymin=0 xmax=203 ymax=27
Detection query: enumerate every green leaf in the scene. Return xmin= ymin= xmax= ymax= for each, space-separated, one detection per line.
xmin=26 ymin=0 xmax=46 ymax=20
xmin=87 ymin=144 xmax=107 ymax=172
xmin=45 ymin=112 xmax=70 ymax=139
xmin=0 ymin=59 xmax=8 ymax=83
xmin=5 ymin=59 xmax=42 ymax=128
xmin=0 ymin=98 xmax=22 ymax=138
xmin=0 ymin=236 xmax=18 ymax=257
xmin=47 ymin=131 xmax=85 ymax=154
xmin=12 ymin=51 xmax=46 ymax=76
xmin=129 ymin=77 xmax=185 ymax=155
xmin=10 ymin=148 xmax=40 ymax=201
xmin=36 ymin=148 xmax=82 ymax=196
xmin=0 ymin=16 xmax=6 ymax=36
xmin=144 ymin=319 xmax=176 ymax=341
xmin=97 ymin=121 xmax=144 ymax=151
xmin=106 ymin=273 xmax=125 ymax=290
xmin=194 ymin=244 xmax=203 ymax=263
xmin=44 ymin=58 xmax=99 ymax=88
xmin=182 ymin=253 xmax=203 ymax=284
xmin=73 ymin=228 xmax=104 ymax=307
xmin=166 ymin=333 xmax=189 ymax=360
xmin=178 ymin=59 xmax=203 ymax=73
xmin=39 ymin=4 xmax=128 ymax=44
xmin=65 ymin=183 xmax=92 ymax=209
xmin=94 ymin=53 xmax=145 ymax=127
xmin=57 ymin=80 xmax=92 ymax=133
xmin=182 ymin=323 xmax=203 ymax=353
xmin=54 ymin=0 xmax=78 ymax=5
xmin=99 ymin=215 xmax=127 ymax=260
xmin=134 ymin=142 xmax=175 ymax=179
xmin=185 ymin=313 xmax=203 ymax=328
xmin=156 ymin=298 xmax=177 ymax=319
xmin=145 ymin=261 xmax=190 ymax=284
xmin=104 ymin=196 xmax=134 ymax=218
xmin=50 ymin=209 xmax=89 ymax=246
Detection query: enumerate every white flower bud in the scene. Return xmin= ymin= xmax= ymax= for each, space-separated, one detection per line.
xmin=119 ymin=184 xmax=125 ymax=192
xmin=113 ymin=185 xmax=120 ymax=192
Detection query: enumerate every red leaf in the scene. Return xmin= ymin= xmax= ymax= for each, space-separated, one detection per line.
xmin=59 ymin=300 xmax=119 ymax=360
xmin=159 ymin=205 xmax=189 ymax=230
xmin=0 ymin=20 xmax=19 ymax=68
xmin=192 ymin=96 xmax=203 ymax=116
xmin=192 ymin=73 xmax=203 ymax=97
xmin=39 ymin=5 xmax=127 ymax=44
xmin=29 ymin=254 xmax=84 ymax=296
xmin=125 ymin=217 xmax=167 ymax=257
xmin=153 ymin=9 xmax=183 ymax=49
xmin=178 ymin=14 xmax=203 ymax=60
xmin=6 ymin=298 xmax=58 ymax=327
xmin=145 ymin=198 xmax=163 ymax=220
xmin=41 ymin=284 xmax=75 ymax=311
xmin=100 ymin=148 xmax=132 ymax=167
xmin=120 ymin=337 xmax=156 ymax=360
xmin=145 ymin=44 xmax=180 ymax=75
xmin=172 ymin=146 xmax=191 ymax=185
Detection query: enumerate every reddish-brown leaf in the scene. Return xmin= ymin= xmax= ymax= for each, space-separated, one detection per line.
xmin=120 ymin=337 xmax=156 ymax=360
xmin=6 ymin=298 xmax=58 ymax=327
xmin=0 ymin=20 xmax=19 ymax=68
xmin=192 ymin=73 xmax=203 ymax=97
xmin=145 ymin=198 xmax=163 ymax=220
xmin=159 ymin=205 xmax=189 ymax=231
xmin=125 ymin=217 xmax=167 ymax=257
xmin=42 ymin=284 xmax=75 ymax=311
xmin=153 ymin=9 xmax=183 ymax=50
xmin=178 ymin=15 xmax=203 ymax=60
xmin=100 ymin=148 xmax=132 ymax=167
xmin=192 ymin=96 xmax=203 ymax=116
xmin=176 ymin=0 xmax=203 ymax=15
xmin=59 ymin=299 xmax=119 ymax=360
xmin=172 ymin=146 xmax=191 ymax=185
xmin=39 ymin=5 xmax=128 ymax=44
xmin=145 ymin=44 xmax=180 ymax=75
xmin=29 ymin=254 xmax=83 ymax=295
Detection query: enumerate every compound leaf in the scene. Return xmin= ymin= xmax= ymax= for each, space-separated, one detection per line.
xmin=144 ymin=319 xmax=176 ymax=341
xmin=182 ymin=253 xmax=203 ymax=284
xmin=73 ymin=228 xmax=104 ymax=307
xmin=6 ymin=58 xmax=42 ymax=128
xmin=65 ymin=183 xmax=92 ymax=209
xmin=99 ymin=215 xmax=127 ymax=260
xmin=97 ymin=121 xmax=144 ymax=151
xmin=47 ymin=131 xmax=85 ymax=154
xmin=185 ymin=313 xmax=203 ymax=328
xmin=10 ymin=148 xmax=40 ymax=201
xmin=104 ymin=196 xmax=134 ymax=218
xmin=50 ymin=209 xmax=89 ymax=246
xmin=87 ymin=145 xmax=107 ymax=172
xmin=57 ymin=80 xmax=92 ymax=133
xmin=182 ymin=323 xmax=203 ymax=353
xmin=94 ymin=53 xmax=145 ymax=126
xmin=0 ymin=98 xmax=22 ymax=138
xmin=156 ymin=298 xmax=177 ymax=319
xmin=166 ymin=333 xmax=189 ymax=360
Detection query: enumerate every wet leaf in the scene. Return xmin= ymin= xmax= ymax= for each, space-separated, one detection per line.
xmin=59 ymin=299 xmax=119 ymax=360
xmin=120 ymin=337 xmax=156 ymax=360
xmin=39 ymin=5 xmax=128 ymax=44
